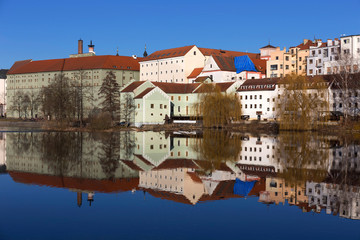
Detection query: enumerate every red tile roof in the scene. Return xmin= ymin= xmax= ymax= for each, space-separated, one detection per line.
xmin=7 ymin=55 xmax=142 ymax=75
xmin=9 ymin=171 xmax=139 ymax=193
xmin=199 ymin=48 xmax=260 ymax=59
xmin=251 ymin=58 xmax=267 ymax=74
xmin=212 ymin=55 xmax=236 ymax=72
xmin=290 ymin=40 xmax=317 ymax=51
xmin=194 ymin=76 xmax=212 ymax=83
xmin=187 ymin=172 xmax=203 ymax=183
xmin=121 ymin=81 xmax=146 ymax=92
xmin=134 ymin=87 xmax=155 ymax=99
xmin=152 ymin=82 xmax=201 ymax=94
xmin=188 ymin=68 xmax=203 ymax=79
xmin=143 ymin=45 xmax=196 ymax=61
xmin=193 ymin=82 xmax=235 ymax=93
xmin=153 ymin=158 xmax=199 ymax=170
xmin=142 ymin=45 xmax=260 ymax=61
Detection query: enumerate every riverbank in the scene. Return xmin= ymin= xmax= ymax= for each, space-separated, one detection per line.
xmin=0 ymin=119 xmax=359 ymax=137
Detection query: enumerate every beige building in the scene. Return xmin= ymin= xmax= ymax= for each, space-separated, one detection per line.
xmin=6 ymin=40 xmax=141 ymax=118
xmin=266 ymin=40 xmax=318 ymax=78
xmin=140 ymin=45 xmax=259 ymax=83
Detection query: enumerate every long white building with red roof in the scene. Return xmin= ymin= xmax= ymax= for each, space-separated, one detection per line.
xmin=6 ymin=40 xmax=142 ymax=118
xmin=139 ymin=45 xmax=261 ymax=83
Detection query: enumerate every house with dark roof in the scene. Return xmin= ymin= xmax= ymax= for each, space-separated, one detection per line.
xmin=140 ymin=45 xmax=259 ymax=84
xmin=120 ymin=80 xmax=241 ymax=126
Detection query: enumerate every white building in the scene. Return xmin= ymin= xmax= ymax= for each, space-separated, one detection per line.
xmin=191 ymin=55 xmax=266 ymax=83
xmin=307 ymin=39 xmax=340 ymax=76
xmin=140 ymin=45 xmax=259 ymax=83
xmin=237 ymin=78 xmax=279 ymax=120
xmin=0 ymin=69 xmax=7 ymax=116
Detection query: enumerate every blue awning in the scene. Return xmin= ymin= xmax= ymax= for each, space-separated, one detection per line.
xmin=233 ymin=179 xmax=256 ymax=196
xmin=234 ymin=55 xmax=258 ymax=74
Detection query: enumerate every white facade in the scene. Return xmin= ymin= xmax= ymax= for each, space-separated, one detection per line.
xmin=237 ymin=79 xmax=279 ymax=120
xmin=307 ymin=39 xmax=340 ymax=76
xmin=139 ymin=46 xmax=206 ymax=83
xmin=0 ymin=70 xmax=7 ymax=116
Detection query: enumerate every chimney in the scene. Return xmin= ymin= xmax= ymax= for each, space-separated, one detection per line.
xmin=78 ymin=39 xmax=83 ymax=54
xmin=88 ymin=40 xmax=95 ymax=53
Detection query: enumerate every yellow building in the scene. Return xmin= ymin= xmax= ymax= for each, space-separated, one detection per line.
xmin=266 ymin=40 xmax=318 ymax=78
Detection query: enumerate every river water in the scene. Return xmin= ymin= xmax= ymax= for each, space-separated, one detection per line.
xmin=0 ymin=130 xmax=359 ymax=239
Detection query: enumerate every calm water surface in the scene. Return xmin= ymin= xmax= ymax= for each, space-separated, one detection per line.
xmin=0 ymin=131 xmax=359 ymax=239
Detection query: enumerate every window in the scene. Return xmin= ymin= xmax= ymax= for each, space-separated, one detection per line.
xmin=150 ymin=104 xmax=154 ymax=108
xmin=276 ymin=56 xmax=279 ymax=60
xmin=160 ymin=104 xmax=163 ymax=109
xmin=171 ymin=96 xmax=174 ymax=100
xmin=309 ymin=59 xmax=313 ymax=64
xmin=285 ymin=56 xmax=289 ymax=61
xmin=285 ymin=65 xmax=289 ymax=70
xmin=178 ymin=106 xmax=180 ymax=112
xmin=186 ymin=96 xmax=188 ymax=101
xmin=194 ymin=51 xmax=196 ymax=55
xmin=267 ymin=98 xmax=270 ymax=102
xmin=137 ymin=104 xmax=140 ymax=108
xmin=259 ymin=95 xmax=262 ymax=99
xmin=270 ymin=65 xmax=278 ymax=70
xmin=178 ymin=96 xmax=181 ymax=101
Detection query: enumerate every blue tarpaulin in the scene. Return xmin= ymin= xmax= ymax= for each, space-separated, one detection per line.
xmin=233 ymin=179 xmax=256 ymax=196
xmin=234 ymin=55 xmax=257 ymax=74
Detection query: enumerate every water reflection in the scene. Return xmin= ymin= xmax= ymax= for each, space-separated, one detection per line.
xmin=3 ymin=130 xmax=360 ymax=219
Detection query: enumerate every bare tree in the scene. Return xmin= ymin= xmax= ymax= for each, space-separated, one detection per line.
xmin=328 ymin=52 xmax=360 ymax=123
xmin=120 ymin=93 xmax=135 ymax=124
xmin=276 ymin=74 xmax=329 ymax=130
xmin=11 ymin=91 xmax=24 ymax=118
xmin=39 ymin=73 xmax=75 ymax=123
xmin=193 ymin=83 xmax=242 ymax=127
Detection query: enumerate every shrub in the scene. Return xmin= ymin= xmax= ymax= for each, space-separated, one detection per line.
xmin=89 ymin=111 xmax=112 ymax=130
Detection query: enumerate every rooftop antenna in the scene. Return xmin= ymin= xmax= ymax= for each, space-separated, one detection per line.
xmin=116 ymin=47 xmax=119 ymax=56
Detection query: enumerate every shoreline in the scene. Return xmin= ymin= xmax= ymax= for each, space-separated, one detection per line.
xmin=0 ymin=119 xmax=357 ymax=137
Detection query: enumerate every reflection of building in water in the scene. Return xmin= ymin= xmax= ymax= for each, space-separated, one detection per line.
xmin=259 ymin=177 xmax=308 ymax=207
xmin=6 ymin=132 xmax=139 ymax=206
xmin=0 ymin=132 xmax=6 ymax=173
xmin=237 ymin=134 xmax=281 ymax=181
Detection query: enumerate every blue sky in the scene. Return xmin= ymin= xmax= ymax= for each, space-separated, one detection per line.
xmin=0 ymin=0 xmax=359 ymax=69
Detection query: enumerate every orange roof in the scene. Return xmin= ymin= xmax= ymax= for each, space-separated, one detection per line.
xmin=121 ymin=81 xmax=146 ymax=92
xmin=134 ymin=87 xmax=155 ymax=99
xmin=188 ymin=68 xmax=203 ymax=79
xmin=187 ymin=172 xmax=203 ymax=183
xmin=251 ymin=58 xmax=267 ymax=74
xmin=9 ymin=171 xmax=139 ymax=193
xmin=7 ymin=55 xmax=142 ymax=75
xmin=152 ymin=82 xmax=201 ymax=94
xmin=290 ymin=40 xmax=317 ymax=51
xmin=143 ymin=45 xmax=196 ymax=61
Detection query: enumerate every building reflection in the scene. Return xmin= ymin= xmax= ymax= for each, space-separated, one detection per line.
xmin=3 ymin=131 xmax=360 ymax=219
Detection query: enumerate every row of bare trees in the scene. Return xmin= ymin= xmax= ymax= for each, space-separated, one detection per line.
xmin=10 ymin=70 xmax=136 ymax=127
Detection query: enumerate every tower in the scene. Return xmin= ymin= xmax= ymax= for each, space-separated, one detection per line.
xmin=143 ymin=44 xmax=148 ymax=57
xmin=88 ymin=40 xmax=95 ymax=53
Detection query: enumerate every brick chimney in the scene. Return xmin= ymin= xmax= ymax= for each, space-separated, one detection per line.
xmin=78 ymin=39 xmax=83 ymax=54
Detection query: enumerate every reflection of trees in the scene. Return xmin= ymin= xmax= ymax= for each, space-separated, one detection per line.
xmin=40 ymin=132 xmax=83 ymax=176
xmin=277 ymin=132 xmax=330 ymax=184
xmin=120 ymin=131 xmax=135 ymax=160
xmin=98 ymin=132 xmax=120 ymax=180
xmin=193 ymin=130 xmax=242 ymax=174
